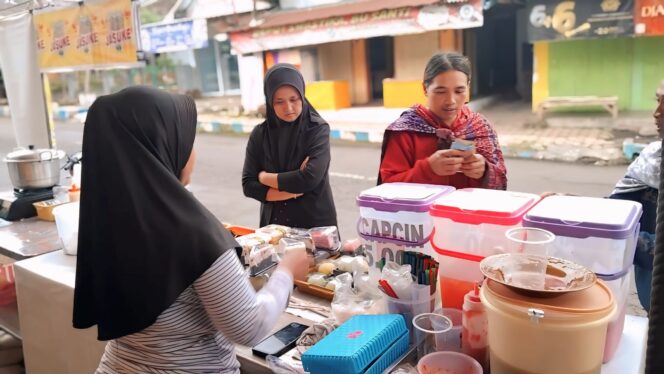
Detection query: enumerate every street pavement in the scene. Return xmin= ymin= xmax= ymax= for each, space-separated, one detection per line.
xmin=2 ymin=96 xmax=657 ymax=165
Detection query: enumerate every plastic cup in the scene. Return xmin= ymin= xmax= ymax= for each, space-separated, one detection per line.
xmin=417 ymin=351 xmax=483 ymax=374
xmin=435 ymin=308 xmax=463 ymax=352
xmin=386 ymin=292 xmax=435 ymax=342
xmin=52 ymin=202 xmax=80 ymax=256
xmin=413 ymin=313 xmax=452 ymax=360
xmin=52 ymin=185 xmax=69 ymax=203
xmin=505 ymin=227 xmax=555 ymax=289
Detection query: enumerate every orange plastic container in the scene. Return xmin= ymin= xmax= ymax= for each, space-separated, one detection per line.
xmin=438 ymin=254 xmax=484 ymax=309
xmin=481 ymin=279 xmax=616 ymax=374
xmin=224 ymin=225 xmax=256 ymax=237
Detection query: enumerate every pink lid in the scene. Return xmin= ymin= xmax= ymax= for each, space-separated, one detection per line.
xmin=430 ymin=189 xmax=541 ymax=226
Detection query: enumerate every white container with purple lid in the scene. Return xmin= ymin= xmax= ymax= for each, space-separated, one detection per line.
xmin=356 ymin=183 xmax=455 ymax=251
xmin=523 ymin=195 xmax=642 ymax=278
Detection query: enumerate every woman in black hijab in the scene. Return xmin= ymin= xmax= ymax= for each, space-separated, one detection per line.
xmin=74 ymin=86 xmax=307 ymax=372
xmin=242 ymin=63 xmax=337 ymax=228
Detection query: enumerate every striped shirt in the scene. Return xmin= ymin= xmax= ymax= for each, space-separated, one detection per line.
xmin=96 ymin=250 xmax=293 ymax=373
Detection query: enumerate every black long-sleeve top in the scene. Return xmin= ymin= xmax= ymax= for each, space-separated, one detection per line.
xmin=242 ymin=120 xmax=337 ymax=228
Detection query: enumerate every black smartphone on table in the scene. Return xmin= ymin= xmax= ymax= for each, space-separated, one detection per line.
xmin=251 ymin=322 xmax=309 ymax=358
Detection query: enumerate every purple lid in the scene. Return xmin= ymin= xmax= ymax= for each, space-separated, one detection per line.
xmin=356 ymin=183 xmax=455 ymax=213
xmin=523 ymin=196 xmax=642 ymax=240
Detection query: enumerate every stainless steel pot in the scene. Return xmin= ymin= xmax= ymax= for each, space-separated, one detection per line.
xmin=3 ymin=148 xmax=65 ymax=190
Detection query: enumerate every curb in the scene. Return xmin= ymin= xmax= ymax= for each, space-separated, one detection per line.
xmin=0 ymin=105 xmax=88 ymax=120
xmin=500 ymin=144 xmax=628 ymax=165
xmin=197 ymin=120 xmax=628 ymax=164
xmin=2 ymin=106 xmax=632 ymax=164
xmin=196 ymin=119 xmax=385 ymax=144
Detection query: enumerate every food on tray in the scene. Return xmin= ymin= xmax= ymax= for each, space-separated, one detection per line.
xmin=336 ymin=256 xmax=369 ymax=273
xmin=307 ymin=273 xmax=329 ymax=288
xmin=247 ymin=244 xmax=275 ymax=267
xmin=309 ymin=226 xmax=340 ymax=251
xmin=341 ymin=238 xmax=364 ymax=256
xmin=278 ymin=238 xmax=307 ymax=255
xmin=318 ymin=262 xmax=336 ymax=276
xmin=257 ymin=225 xmax=291 ymax=244
xmin=286 ymin=233 xmax=316 ymax=254
xmin=236 ymin=233 xmax=272 ymax=260
xmin=325 ymin=278 xmax=341 ymax=291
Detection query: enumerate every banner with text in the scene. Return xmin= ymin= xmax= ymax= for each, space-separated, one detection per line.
xmin=141 ymin=19 xmax=208 ymax=53
xmin=230 ymin=1 xmax=483 ymax=55
xmin=527 ymin=0 xmax=634 ymax=42
xmin=635 ymin=0 xmax=664 ymax=35
xmin=34 ymin=0 xmax=137 ymax=70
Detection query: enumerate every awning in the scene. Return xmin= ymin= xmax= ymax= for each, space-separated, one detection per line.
xmin=208 ymin=0 xmax=440 ymax=34
xmin=228 ymin=0 xmax=482 ymax=55
xmin=257 ymin=0 xmax=441 ymax=29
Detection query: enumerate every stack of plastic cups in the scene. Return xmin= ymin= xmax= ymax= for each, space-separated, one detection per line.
xmin=412 ymin=313 xmax=452 ymax=360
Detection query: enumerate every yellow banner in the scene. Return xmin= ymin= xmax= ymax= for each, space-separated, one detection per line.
xmin=34 ymin=0 xmax=137 ymax=70
xmin=35 ymin=6 xmax=88 ymax=68
xmin=88 ymin=0 xmax=137 ymax=65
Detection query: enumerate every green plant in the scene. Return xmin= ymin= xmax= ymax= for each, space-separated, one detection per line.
xmin=139 ymin=7 xmax=162 ymax=25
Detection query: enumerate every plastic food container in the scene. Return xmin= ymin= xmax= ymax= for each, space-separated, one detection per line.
xmin=430 ymin=188 xmax=540 ymax=309
xmin=52 ymin=202 xmax=80 ymax=256
xmin=430 ymin=188 xmax=541 ymax=261
xmin=33 ymin=199 xmax=65 ymax=221
xmin=600 ymin=270 xmax=632 ymax=363
xmin=523 ymin=195 xmax=642 ymax=277
xmin=302 ymin=314 xmax=409 ymax=374
xmin=357 ymin=183 xmax=455 ymax=248
xmin=481 ymin=279 xmax=616 ymax=374
xmin=310 ymin=226 xmax=341 ymax=251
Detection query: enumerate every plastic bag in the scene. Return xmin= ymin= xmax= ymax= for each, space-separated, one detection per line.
xmin=331 ymin=272 xmax=385 ymax=324
xmin=335 ymin=255 xmax=368 ymax=273
xmin=381 ymin=261 xmax=413 ymax=300
xmin=266 ymin=355 xmax=305 ymax=374
xmin=390 ymin=364 xmax=418 ymax=374
xmin=306 ymin=273 xmax=328 ymax=288
xmin=353 ymin=264 xmax=383 ymax=299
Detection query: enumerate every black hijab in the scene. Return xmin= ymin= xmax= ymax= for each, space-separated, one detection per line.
xmin=264 ymin=63 xmax=326 ymax=171
xmin=73 ymin=86 xmax=239 ymax=340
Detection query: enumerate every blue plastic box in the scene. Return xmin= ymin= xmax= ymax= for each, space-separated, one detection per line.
xmin=302 ymin=314 xmax=409 ymax=374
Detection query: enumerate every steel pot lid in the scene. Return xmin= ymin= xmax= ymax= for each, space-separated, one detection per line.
xmin=4 ymin=148 xmax=65 ymax=162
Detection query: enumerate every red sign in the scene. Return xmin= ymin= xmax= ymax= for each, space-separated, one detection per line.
xmin=635 ymin=0 xmax=664 ymax=35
